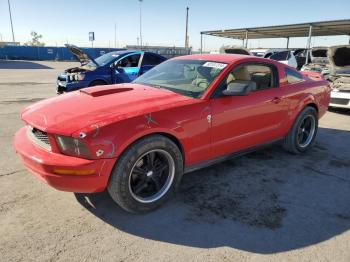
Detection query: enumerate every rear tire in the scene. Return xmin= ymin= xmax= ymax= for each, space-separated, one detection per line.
xmin=283 ymin=106 xmax=318 ymax=154
xmin=107 ymin=135 xmax=183 ymax=213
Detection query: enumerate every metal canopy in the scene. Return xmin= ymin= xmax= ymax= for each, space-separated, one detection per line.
xmin=201 ymin=19 xmax=350 ymax=40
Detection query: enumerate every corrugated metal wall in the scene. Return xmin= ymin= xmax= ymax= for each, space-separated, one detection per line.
xmin=0 ymin=46 xmax=125 ymax=61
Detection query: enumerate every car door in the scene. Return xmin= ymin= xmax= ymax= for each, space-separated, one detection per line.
xmin=140 ymin=52 xmax=165 ymax=75
xmin=113 ymin=52 xmax=143 ymax=83
xmin=209 ymin=62 xmax=288 ymax=158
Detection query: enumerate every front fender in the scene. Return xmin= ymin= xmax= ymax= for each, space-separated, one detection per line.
xmin=72 ymin=113 xmax=185 ymax=162
xmin=87 ymin=68 xmax=112 ymax=85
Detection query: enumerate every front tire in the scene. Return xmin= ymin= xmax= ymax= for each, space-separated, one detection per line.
xmin=283 ymin=106 xmax=318 ymax=154
xmin=107 ymin=135 xmax=183 ymax=213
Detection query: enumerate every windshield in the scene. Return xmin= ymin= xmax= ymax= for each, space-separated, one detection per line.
xmin=133 ymin=59 xmax=227 ymax=98
xmin=87 ymin=52 xmax=120 ymax=67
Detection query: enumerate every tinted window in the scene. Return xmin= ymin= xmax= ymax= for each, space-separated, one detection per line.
xmin=264 ymin=52 xmax=273 ymax=58
xmin=142 ymin=53 xmax=163 ymax=66
xmin=270 ymin=51 xmax=289 ymax=61
xmin=285 ymin=68 xmax=303 ymax=84
xmin=116 ymin=54 xmax=141 ymax=68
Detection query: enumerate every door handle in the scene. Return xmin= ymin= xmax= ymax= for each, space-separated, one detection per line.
xmin=271 ymin=97 xmax=282 ymax=104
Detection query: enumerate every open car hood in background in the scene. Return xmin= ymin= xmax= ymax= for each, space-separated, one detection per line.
xmin=310 ymin=47 xmax=329 ymax=64
xmin=65 ymin=44 xmax=98 ymax=66
xmin=219 ymin=45 xmax=251 ymax=55
xmin=328 ymin=45 xmax=350 ymax=75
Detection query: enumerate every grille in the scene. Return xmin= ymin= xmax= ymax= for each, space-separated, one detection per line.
xmin=27 ymin=126 xmax=51 ymax=150
xmin=32 ymin=128 xmax=50 ymax=145
xmin=330 ymin=98 xmax=349 ymax=105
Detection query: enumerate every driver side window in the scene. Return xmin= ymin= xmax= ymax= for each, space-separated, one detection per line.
xmin=212 ymin=63 xmax=278 ymax=98
xmin=116 ymin=54 xmax=141 ymax=68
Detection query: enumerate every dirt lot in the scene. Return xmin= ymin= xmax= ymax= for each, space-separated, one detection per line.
xmin=1 ymin=60 xmax=349 ymax=262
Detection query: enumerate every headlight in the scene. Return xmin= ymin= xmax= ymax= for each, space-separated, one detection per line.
xmin=55 ymin=135 xmax=92 ymax=159
xmin=77 ymin=73 xmax=85 ymax=81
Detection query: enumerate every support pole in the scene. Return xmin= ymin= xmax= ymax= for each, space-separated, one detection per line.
xmin=245 ymin=30 xmax=248 ymax=48
xmin=200 ymin=33 xmax=203 ymax=54
xmin=139 ymin=0 xmax=143 ymax=49
xmin=286 ymin=37 xmax=290 ymax=49
xmin=185 ymin=7 xmax=189 ymax=48
xmin=114 ymin=23 xmax=117 ymax=48
xmin=304 ymin=25 xmax=313 ymax=66
xmin=7 ymin=0 xmax=15 ymax=43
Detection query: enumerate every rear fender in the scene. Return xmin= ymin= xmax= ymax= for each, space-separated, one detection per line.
xmin=286 ymin=93 xmax=317 ymax=132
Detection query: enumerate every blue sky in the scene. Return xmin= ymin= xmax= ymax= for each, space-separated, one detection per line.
xmin=0 ymin=0 xmax=349 ymax=51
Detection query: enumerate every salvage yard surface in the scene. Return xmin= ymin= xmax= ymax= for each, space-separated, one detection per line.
xmin=0 ymin=60 xmax=349 ymax=262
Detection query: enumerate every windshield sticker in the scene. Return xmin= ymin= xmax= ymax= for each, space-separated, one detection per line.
xmin=202 ymin=62 xmax=227 ymax=69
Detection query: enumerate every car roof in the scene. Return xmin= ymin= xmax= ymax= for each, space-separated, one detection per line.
xmin=108 ymin=50 xmax=163 ymax=57
xmin=172 ymin=54 xmax=253 ymax=64
xmin=108 ymin=50 xmax=139 ymax=56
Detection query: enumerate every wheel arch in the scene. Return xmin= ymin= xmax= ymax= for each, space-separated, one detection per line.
xmin=284 ymin=94 xmax=319 ymax=135
xmin=88 ymin=78 xmax=109 ymax=86
xmin=297 ymin=93 xmax=318 ymax=117
xmin=305 ymin=102 xmax=318 ymax=114
xmin=115 ymin=131 xmax=186 ymax=166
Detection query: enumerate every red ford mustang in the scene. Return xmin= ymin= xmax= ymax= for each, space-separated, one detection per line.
xmin=14 ymin=54 xmax=330 ymax=213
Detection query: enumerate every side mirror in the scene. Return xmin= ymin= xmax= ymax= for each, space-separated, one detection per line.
xmin=222 ymin=80 xmax=255 ymax=96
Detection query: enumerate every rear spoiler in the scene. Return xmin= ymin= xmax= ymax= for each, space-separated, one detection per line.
xmin=300 ymin=71 xmax=324 ymax=81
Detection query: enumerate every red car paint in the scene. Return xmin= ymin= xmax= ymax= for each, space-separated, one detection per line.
xmin=14 ymin=54 xmax=331 ymax=193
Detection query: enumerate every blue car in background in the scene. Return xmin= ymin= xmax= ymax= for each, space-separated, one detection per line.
xmin=57 ymin=44 xmax=166 ymax=93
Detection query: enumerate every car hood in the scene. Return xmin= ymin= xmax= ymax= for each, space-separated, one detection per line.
xmin=21 ymin=84 xmax=192 ymax=136
xmin=310 ymin=47 xmax=329 ymax=64
xmin=65 ymin=44 xmax=98 ymax=66
xmin=328 ymin=45 xmax=350 ymax=75
xmin=219 ymin=45 xmax=251 ymax=55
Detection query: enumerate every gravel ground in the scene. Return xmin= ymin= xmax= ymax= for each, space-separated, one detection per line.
xmin=0 ymin=60 xmax=349 ymax=262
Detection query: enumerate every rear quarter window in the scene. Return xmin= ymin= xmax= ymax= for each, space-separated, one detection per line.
xmin=285 ymin=68 xmax=303 ymax=84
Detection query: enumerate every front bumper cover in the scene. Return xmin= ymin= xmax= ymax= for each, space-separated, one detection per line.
xmin=13 ymin=126 xmax=116 ymax=193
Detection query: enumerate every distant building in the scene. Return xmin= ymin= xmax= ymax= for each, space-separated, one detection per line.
xmin=126 ymin=45 xmax=191 ymax=58
xmin=0 ymin=41 xmax=20 ymax=47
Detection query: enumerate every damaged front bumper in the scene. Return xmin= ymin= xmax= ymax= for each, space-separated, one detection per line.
xmin=56 ymin=79 xmax=89 ymax=94
xmin=13 ymin=126 xmax=116 ymax=192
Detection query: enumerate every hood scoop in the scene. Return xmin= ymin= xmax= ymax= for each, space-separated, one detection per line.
xmin=80 ymin=86 xmax=133 ymax=97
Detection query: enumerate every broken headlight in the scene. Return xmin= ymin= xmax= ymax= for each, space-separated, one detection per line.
xmin=68 ymin=74 xmax=85 ymax=82
xmin=56 ymin=135 xmax=92 ymax=159
xmin=75 ymin=73 xmax=85 ymax=81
